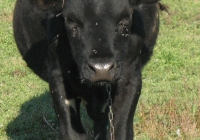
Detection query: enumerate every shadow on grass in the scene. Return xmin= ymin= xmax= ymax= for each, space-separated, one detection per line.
xmin=6 ymin=92 xmax=58 ymax=140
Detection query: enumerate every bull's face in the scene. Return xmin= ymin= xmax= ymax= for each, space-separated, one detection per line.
xmin=62 ymin=0 xmax=144 ymax=86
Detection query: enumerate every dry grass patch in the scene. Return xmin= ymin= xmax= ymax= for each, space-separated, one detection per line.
xmin=135 ymin=97 xmax=200 ymax=139
xmin=0 ymin=12 xmax=13 ymax=22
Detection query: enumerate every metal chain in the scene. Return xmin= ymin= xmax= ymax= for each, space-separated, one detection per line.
xmin=107 ymin=85 xmax=115 ymax=140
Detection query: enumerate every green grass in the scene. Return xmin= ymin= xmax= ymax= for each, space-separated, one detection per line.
xmin=135 ymin=1 xmax=200 ymax=139
xmin=0 ymin=0 xmax=199 ymax=139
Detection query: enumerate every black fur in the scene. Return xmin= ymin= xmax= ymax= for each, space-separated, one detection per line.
xmin=13 ymin=0 xmax=162 ymax=139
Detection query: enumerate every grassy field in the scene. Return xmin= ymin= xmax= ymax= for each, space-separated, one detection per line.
xmin=0 ymin=0 xmax=199 ymax=139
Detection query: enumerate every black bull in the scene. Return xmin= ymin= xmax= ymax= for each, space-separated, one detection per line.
xmin=13 ymin=0 xmax=166 ymax=139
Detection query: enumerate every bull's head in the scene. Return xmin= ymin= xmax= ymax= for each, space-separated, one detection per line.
xmin=38 ymin=0 xmax=159 ymax=86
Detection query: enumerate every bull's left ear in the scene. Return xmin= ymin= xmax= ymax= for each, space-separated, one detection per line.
xmin=37 ymin=0 xmax=63 ymax=10
xmin=134 ymin=0 xmax=160 ymax=5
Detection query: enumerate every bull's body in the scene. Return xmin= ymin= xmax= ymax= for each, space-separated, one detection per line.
xmin=13 ymin=0 xmax=161 ymax=139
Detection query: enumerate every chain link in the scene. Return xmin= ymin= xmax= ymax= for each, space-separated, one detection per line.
xmin=107 ymin=84 xmax=115 ymax=140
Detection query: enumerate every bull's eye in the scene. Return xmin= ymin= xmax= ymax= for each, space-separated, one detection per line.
xmin=64 ymin=17 xmax=79 ymax=37
xmin=123 ymin=14 xmax=132 ymax=21
xmin=116 ymin=14 xmax=132 ymax=37
xmin=65 ymin=17 xmax=76 ymax=25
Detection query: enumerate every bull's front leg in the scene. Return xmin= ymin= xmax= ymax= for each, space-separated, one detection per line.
xmin=111 ymin=75 xmax=142 ymax=140
xmin=48 ymin=30 xmax=87 ymax=140
xmin=49 ymin=65 xmax=87 ymax=140
xmin=84 ymin=90 xmax=110 ymax=140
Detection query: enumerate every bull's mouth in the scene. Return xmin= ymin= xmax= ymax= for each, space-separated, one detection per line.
xmin=80 ymin=79 xmax=117 ymax=87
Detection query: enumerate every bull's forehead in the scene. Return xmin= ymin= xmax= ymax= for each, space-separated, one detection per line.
xmin=91 ymin=0 xmax=133 ymax=14
xmin=63 ymin=0 xmax=133 ymax=21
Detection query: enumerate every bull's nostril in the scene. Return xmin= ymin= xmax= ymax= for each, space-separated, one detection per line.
xmin=88 ymin=64 xmax=96 ymax=72
xmin=109 ymin=63 xmax=115 ymax=71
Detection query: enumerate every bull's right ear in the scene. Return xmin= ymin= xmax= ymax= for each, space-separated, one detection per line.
xmin=37 ymin=0 xmax=63 ymax=10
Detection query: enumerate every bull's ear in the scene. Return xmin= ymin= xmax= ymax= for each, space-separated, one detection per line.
xmin=134 ymin=0 xmax=160 ymax=5
xmin=37 ymin=0 xmax=63 ymax=10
